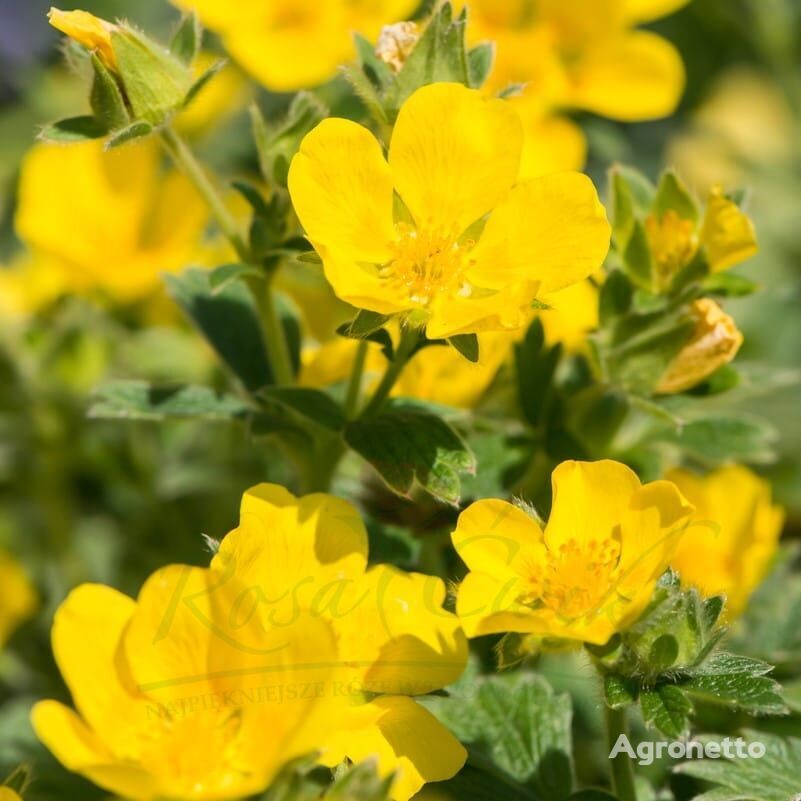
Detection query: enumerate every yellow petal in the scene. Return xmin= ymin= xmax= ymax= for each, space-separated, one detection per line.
xmin=31 ymin=701 xmax=157 ymax=801
xmin=50 ymin=584 xmax=146 ymax=757
xmin=539 ymin=279 xmax=599 ymax=350
xmin=455 ymin=571 xmax=541 ymax=638
xmin=324 ymin=697 xmax=466 ymax=801
xmin=48 ymin=8 xmax=117 ymax=69
xmin=518 ymin=112 xmax=588 ymax=180
xmin=667 ymin=465 xmax=784 ymax=616
xmin=389 ymin=83 xmax=522 ymax=236
xmin=569 ymin=32 xmax=685 ymax=121
xmin=615 ymin=479 xmax=694 ymax=599
xmin=469 ymin=172 xmax=610 ymax=295
xmin=624 ymin=0 xmax=691 ymax=23
xmin=212 ymin=483 xmax=368 ymax=591
xmin=289 ymin=117 xmax=396 ymax=265
xmin=452 ymin=499 xmax=546 ymax=581
xmin=545 ymin=460 xmax=642 ymax=552
xmin=331 ymin=565 xmax=467 ymax=696
xmin=700 ymin=189 xmax=758 ymax=271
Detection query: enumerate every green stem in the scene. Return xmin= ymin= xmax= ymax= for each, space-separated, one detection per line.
xmin=344 ymin=340 xmax=369 ymax=419
xmin=359 ymin=327 xmax=420 ymax=418
xmin=159 ymin=126 xmax=294 ymax=385
xmin=604 ymin=705 xmax=637 ymax=801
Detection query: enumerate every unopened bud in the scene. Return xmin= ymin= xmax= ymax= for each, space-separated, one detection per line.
xmin=657 ymin=299 xmax=743 ymax=394
xmin=645 ymin=210 xmax=698 ymax=289
xmin=375 ymin=21 xmax=420 ymax=72
xmin=48 ymin=8 xmax=117 ymax=70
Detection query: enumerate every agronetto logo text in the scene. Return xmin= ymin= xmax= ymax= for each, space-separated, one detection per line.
xmin=609 ymin=734 xmax=767 ymax=766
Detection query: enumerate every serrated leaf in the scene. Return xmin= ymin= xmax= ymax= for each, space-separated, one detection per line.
xmin=640 ymin=684 xmax=694 ymax=737
xmin=166 ymin=268 xmax=274 ymax=391
xmin=105 ymin=120 xmax=154 ymax=149
xmin=423 ymin=671 xmax=573 ymax=801
xmin=676 ymin=730 xmax=801 ymax=801
xmin=170 ymin=11 xmax=201 ymax=64
xmin=39 ymin=115 xmax=107 ymax=143
xmin=448 ymin=333 xmax=479 ymax=363
xmin=260 ymin=387 xmax=345 ymax=432
xmin=604 ymin=674 xmax=638 ymax=709
xmin=344 ymin=402 xmax=475 ymax=504
xmin=89 ymin=381 xmax=249 ymax=421
xmin=683 ymin=652 xmax=787 ymax=715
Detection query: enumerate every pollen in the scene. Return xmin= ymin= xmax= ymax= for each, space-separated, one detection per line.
xmin=382 ymin=224 xmax=475 ymax=307
xmin=538 ymin=536 xmax=622 ymax=620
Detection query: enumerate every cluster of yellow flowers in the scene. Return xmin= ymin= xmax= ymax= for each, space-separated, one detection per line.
xmin=0 ymin=3 xmax=788 ymax=800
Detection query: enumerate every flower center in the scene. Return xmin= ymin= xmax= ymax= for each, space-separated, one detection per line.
xmin=382 ymin=224 xmax=475 ymax=307
xmin=539 ymin=536 xmax=621 ymax=620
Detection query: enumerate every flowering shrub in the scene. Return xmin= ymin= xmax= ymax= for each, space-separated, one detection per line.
xmin=1 ymin=2 xmax=800 ymax=801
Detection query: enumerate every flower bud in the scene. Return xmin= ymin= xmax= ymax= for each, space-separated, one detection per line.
xmin=48 ymin=8 xmax=117 ymax=69
xmin=645 ymin=209 xmax=698 ymax=289
xmin=657 ymin=298 xmax=743 ymax=394
xmin=375 ymin=21 xmax=420 ymax=72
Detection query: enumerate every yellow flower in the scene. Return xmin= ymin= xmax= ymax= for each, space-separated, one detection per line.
xmin=33 ymin=568 xmax=343 ymax=800
xmin=209 ymin=483 xmax=468 ymax=800
xmin=666 ymin=465 xmax=784 ymax=617
xmin=170 ymin=0 xmax=418 ymax=91
xmin=452 ymin=460 xmax=693 ymax=645
xmin=0 ymin=255 xmax=68 ymax=320
xmin=646 ymin=187 xmax=758 ymax=287
xmin=15 ymin=140 xmax=211 ymax=303
xmin=465 ymin=0 xmax=687 ymax=122
xmin=289 ymin=83 xmax=610 ymax=339
xmin=48 ymin=8 xmax=117 ymax=69
xmin=0 ymin=789 xmax=23 ymax=801
xmin=0 ymin=549 xmax=37 ymax=650
xmin=539 ymin=279 xmax=599 ymax=351
xmin=656 ymin=298 xmax=743 ymax=394
xmin=459 ymin=0 xmax=687 ymax=177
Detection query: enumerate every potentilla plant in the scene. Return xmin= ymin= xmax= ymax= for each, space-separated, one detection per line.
xmin=1 ymin=2 xmax=796 ymax=801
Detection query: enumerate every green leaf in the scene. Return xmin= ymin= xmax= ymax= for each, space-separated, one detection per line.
xmin=208 ymin=263 xmax=264 ymax=292
xmin=656 ymin=415 xmax=779 ymax=465
xmin=609 ymin=164 xmax=656 ymax=244
xmin=39 ymin=115 xmax=107 ymax=143
xmin=90 ymin=54 xmax=129 ymax=129
xmin=622 ymin=219 xmax=655 ymax=290
xmin=676 ymin=730 xmax=801 ymax=801
xmin=423 ymin=671 xmax=574 ymax=800
xmin=467 ymin=42 xmax=494 ymax=88
xmin=341 ymin=63 xmax=390 ymax=128
xmin=683 ymin=652 xmax=787 ymax=715
xmin=344 ymin=402 xmax=476 ymax=504
xmin=599 ymin=270 xmax=634 ymax=325
xmin=105 ymin=120 xmax=154 ymax=149
xmin=702 ymin=272 xmax=760 ymax=298
xmin=385 ymin=3 xmax=469 ymax=118
xmin=166 ymin=269 xmax=274 ymax=391
xmin=639 ymin=684 xmax=694 ymax=737
xmin=515 ymin=318 xmax=562 ymax=427
xmin=653 ymin=170 xmax=700 ymax=223
xmin=448 ymin=333 xmax=479 ymax=363
xmin=604 ymin=674 xmax=639 ymax=709
xmin=170 ymin=11 xmax=201 ymax=65
xmin=260 ymin=387 xmax=345 ymax=432
xmin=343 ymin=310 xmax=393 ymax=338
xmin=353 ymin=32 xmax=394 ymax=91
xmin=89 ymin=381 xmax=249 ymax=421
xmin=183 ymin=59 xmax=227 ymax=109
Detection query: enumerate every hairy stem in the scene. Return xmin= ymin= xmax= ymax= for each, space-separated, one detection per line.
xmin=605 ymin=705 xmax=638 ymax=801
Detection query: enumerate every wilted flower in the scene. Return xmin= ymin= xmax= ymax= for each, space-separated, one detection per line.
xmin=667 ymin=464 xmax=784 ymax=616
xmin=209 ymin=483 xmax=468 ymax=801
xmin=15 ymin=140 xmax=211 ymax=302
xmin=0 ymin=550 xmax=37 ymax=650
xmin=169 ymin=0 xmax=418 ymax=91
xmin=656 ymin=298 xmax=743 ymax=394
xmin=289 ymin=82 xmax=610 ymax=339
xmin=451 ymin=460 xmax=693 ymax=646
xmin=375 ymin=21 xmax=420 ymax=72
